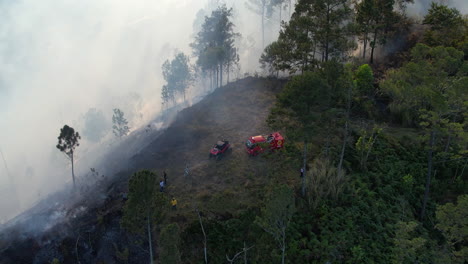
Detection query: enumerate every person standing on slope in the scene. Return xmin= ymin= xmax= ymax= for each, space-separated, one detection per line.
xmin=160 ymin=179 xmax=165 ymax=192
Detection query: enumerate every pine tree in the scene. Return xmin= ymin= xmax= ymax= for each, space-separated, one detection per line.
xmin=191 ymin=5 xmax=239 ymax=89
xmin=255 ymin=185 xmax=295 ymax=264
xmin=112 ymin=108 xmax=130 ymax=138
xmin=121 ymin=170 xmax=167 ymax=264
xmin=56 ymin=125 xmax=80 ymax=188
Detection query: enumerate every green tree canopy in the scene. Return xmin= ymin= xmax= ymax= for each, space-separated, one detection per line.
xmin=423 ymin=3 xmax=467 ymax=48
xmin=436 ymin=195 xmax=468 ymax=263
xmin=256 ymin=185 xmax=296 ymax=264
xmin=191 ymin=5 xmax=238 ymax=89
xmin=381 ymin=43 xmax=465 ymax=126
xmin=354 ymin=0 xmax=412 ymax=63
xmin=261 ymin=0 xmax=356 ymax=73
xmin=354 ymin=64 xmax=374 ymax=96
xmin=162 ymin=52 xmax=193 ymax=106
xmin=121 ymin=170 xmax=167 ymax=264
xmin=159 ymin=223 xmax=182 ymax=264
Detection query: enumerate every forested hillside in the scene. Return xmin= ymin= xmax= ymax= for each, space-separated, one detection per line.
xmin=172 ymin=1 xmax=467 ymax=263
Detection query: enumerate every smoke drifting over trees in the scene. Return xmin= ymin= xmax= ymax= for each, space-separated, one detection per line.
xmin=0 ymin=0 xmax=465 ymax=232
xmin=0 ymin=0 xmax=292 ymax=223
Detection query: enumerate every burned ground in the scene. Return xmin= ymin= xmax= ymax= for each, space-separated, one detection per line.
xmin=0 ymin=77 xmax=289 ymax=264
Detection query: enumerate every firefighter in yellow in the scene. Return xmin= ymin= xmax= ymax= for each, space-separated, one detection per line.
xmin=171 ymin=198 xmax=177 ymax=210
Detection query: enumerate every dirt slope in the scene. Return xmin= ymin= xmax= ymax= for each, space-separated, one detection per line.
xmin=130 ymin=76 xmax=286 ymax=218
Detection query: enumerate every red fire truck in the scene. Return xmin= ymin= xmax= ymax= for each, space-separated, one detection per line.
xmin=245 ymin=132 xmax=284 ymax=156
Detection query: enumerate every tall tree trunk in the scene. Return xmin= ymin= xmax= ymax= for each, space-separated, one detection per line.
xmin=220 ymin=63 xmax=223 ymax=87
xmin=210 ymin=71 xmax=213 ymax=91
xmin=420 ymin=130 xmax=436 ymax=221
xmin=324 ymin=3 xmax=330 ymax=62
xmin=262 ymin=2 xmax=265 ymax=49
xmin=227 ymin=63 xmax=230 ymax=84
xmin=71 ymin=151 xmax=75 ymax=188
xmin=147 ymin=214 xmax=154 ymax=264
xmin=338 ymin=82 xmax=352 ymax=175
xmin=302 ymin=141 xmax=307 ymax=197
xmin=363 ymin=32 xmax=368 ymax=59
xmin=444 ymin=135 xmax=451 ymax=153
xmin=217 ymin=67 xmax=219 ymax=88
xmin=243 ymin=241 xmax=248 ymax=264
xmin=281 ymin=228 xmax=286 ymax=264
xmin=197 ymin=209 xmax=208 ymax=264
xmin=370 ymin=28 xmax=378 ymax=64
xmin=279 ymin=4 xmax=282 ymax=31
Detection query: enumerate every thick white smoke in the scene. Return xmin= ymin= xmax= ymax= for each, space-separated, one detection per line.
xmin=0 ymin=0 xmax=283 ymax=224
xmin=0 ymin=0 xmax=209 ymax=223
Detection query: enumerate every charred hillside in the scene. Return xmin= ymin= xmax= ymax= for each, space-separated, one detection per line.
xmin=0 ymin=77 xmax=288 ymax=264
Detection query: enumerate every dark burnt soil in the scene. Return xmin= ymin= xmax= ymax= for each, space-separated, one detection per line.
xmin=130 ymin=77 xmax=286 ymax=209
xmin=0 ymin=77 xmax=287 ymax=264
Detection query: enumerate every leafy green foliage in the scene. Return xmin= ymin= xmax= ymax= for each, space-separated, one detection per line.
xmin=306 ymin=157 xmax=345 ymax=209
xmin=261 ymin=0 xmax=356 ymax=73
xmin=423 ymin=2 xmax=467 ymax=48
xmin=112 ymin=108 xmax=130 ymax=138
xmin=268 ymin=72 xmax=331 ymax=140
xmin=354 ymin=64 xmax=373 ymax=96
xmin=355 ymin=126 xmax=381 ymax=171
xmin=260 ymin=40 xmax=292 ymax=74
xmin=354 ymin=0 xmax=412 ymax=63
xmin=113 ymin=243 xmax=129 ymax=264
xmin=381 ymin=44 xmax=465 ymax=126
xmin=191 ymin=5 xmax=238 ymax=88
xmin=174 ymin=5 xmax=468 ymax=263
xmin=159 ymin=223 xmax=182 ymax=264
xmin=295 ymin=0 xmax=355 ymax=62
xmin=392 ymin=221 xmax=427 ymax=263
xmin=436 ymin=195 xmax=468 ymax=263
xmin=255 ymin=185 xmax=295 ymax=264
xmin=121 ymin=170 xmax=167 ymax=235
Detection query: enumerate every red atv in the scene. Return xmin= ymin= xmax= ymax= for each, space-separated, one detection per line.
xmin=245 ymin=132 xmax=284 ymax=156
xmin=209 ymin=140 xmax=231 ymax=160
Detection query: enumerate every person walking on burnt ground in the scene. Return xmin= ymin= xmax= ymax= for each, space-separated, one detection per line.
xmin=163 ymin=170 xmax=167 ymax=186
xmin=160 ymin=179 xmax=165 ymax=192
xmin=300 ymin=167 xmax=304 ymax=178
xmin=171 ymin=197 xmax=177 ymax=210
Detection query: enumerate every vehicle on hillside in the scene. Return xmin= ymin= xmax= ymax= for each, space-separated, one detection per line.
xmin=245 ymin=132 xmax=284 ymax=156
xmin=209 ymin=140 xmax=231 ymax=160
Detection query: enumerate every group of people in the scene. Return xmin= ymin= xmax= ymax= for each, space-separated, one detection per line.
xmin=159 ymin=170 xmax=178 ymax=210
